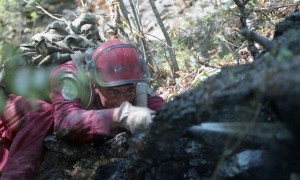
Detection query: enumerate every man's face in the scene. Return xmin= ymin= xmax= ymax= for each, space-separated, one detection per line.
xmin=95 ymin=83 xmax=136 ymax=108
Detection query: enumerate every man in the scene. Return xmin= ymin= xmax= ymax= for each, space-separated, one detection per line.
xmin=0 ymin=85 xmax=54 ymax=179
xmin=49 ymin=39 xmax=165 ymax=142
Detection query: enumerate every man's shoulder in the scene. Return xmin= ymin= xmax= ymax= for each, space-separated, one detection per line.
xmin=50 ymin=61 xmax=80 ymax=79
xmin=54 ymin=61 xmax=76 ymax=72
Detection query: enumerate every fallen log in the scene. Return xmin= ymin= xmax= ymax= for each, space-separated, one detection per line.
xmin=124 ymin=11 xmax=300 ymax=179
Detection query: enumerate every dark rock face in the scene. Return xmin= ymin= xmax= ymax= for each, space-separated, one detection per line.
xmin=35 ymin=133 xmax=130 ymax=179
xmin=36 ymin=11 xmax=300 ymax=179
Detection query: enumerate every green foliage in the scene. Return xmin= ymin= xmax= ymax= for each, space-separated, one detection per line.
xmin=5 ymin=67 xmax=52 ymax=100
xmin=0 ymin=0 xmax=42 ymax=63
xmin=0 ymin=0 xmax=19 ymax=66
xmin=0 ymin=0 xmax=19 ymax=41
xmin=0 ymin=1 xmax=51 ymax=95
xmin=0 ymin=41 xmax=19 ymax=65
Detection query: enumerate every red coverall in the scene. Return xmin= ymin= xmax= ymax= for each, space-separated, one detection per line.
xmin=50 ymin=61 xmax=165 ymax=141
xmin=0 ymin=93 xmax=53 ymax=179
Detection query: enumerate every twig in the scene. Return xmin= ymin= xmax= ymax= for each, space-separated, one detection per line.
xmin=179 ymin=71 xmax=197 ymax=83
xmin=222 ymin=38 xmax=240 ymax=65
xmin=80 ymin=0 xmax=86 ymax=8
xmin=22 ymin=0 xmax=67 ymax=23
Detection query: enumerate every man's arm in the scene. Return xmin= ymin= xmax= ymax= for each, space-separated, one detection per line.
xmin=49 ymin=61 xmax=119 ymax=142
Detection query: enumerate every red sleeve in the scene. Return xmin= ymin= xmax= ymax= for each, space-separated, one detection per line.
xmin=0 ymin=94 xmax=53 ymax=140
xmin=49 ymin=61 xmax=116 ymax=142
xmin=147 ymin=94 xmax=166 ymax=111
xmin=1 ymin=94 xmax=34 ymax=140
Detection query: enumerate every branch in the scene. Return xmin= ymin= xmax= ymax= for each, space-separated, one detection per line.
xmin=148 ymin=0 xmax=179 ymax=73
xmin=23 ymin=0 xmax=66 ymax=23
xmin=240 ymin=28 xmax=274 ymax=53
xmin=233 ymin=0 xmax=259 ymax=58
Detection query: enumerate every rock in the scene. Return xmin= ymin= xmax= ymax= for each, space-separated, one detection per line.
xmin=218 ymin=150 xmax=270 ymax=178
xmin=35 ymin=132 xmax=130 ymax=179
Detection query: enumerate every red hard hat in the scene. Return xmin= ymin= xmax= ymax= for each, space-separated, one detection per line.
xmin=86 ymin=40 xmax=149 ymax=87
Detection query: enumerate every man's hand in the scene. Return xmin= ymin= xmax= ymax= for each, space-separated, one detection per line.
xmin=118 ymin=101 xmax=155 ymax=133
